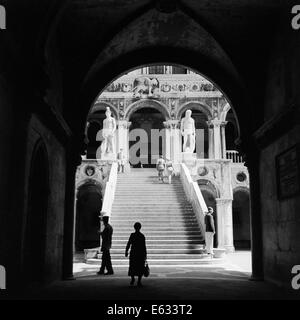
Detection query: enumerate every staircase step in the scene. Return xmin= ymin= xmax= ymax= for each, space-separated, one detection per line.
xmin=110 ymin=248 xmax=205 ymax=254
xmin=107 ymin=170 xmax=207 ymax=266
xmin=112 ymin=239 xmax=204 ymax=244
xmin=109 ymin=254 xmax=205 ymax=259
xmin=87 ymin=259 xmax=222 ymax=266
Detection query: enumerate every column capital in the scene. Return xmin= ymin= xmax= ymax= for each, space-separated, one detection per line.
xmin=163 ymin=120 xmax=180 ymax=129
xmin=117 ymin=120 xmax=131 ymax=129
xmin=207 ymin=119 xmax=227 ymax=128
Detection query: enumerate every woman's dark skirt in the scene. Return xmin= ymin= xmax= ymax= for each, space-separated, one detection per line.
xmin=128 ymin=253 xmax=145 ymax=276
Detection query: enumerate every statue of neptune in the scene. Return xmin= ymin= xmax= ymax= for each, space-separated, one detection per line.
xmin=101 ymin=107 xmax=116 ymax=157
xmin=181 ymin=109 xmax=196 ymax=153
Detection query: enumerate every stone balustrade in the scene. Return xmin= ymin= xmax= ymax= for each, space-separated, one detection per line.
xmin=100 ymin=162 xmax=118 ymax=217
xmin=180 ymin=163 xmax=207 ymax=239
xmin=226 ymin=150 xmax=244 ymax=163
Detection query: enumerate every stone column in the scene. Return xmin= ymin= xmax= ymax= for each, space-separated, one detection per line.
xmin=216 ymin=198 xmax=234 ymax=252
xmin=62 ymin=145 xmax=81 ymax=280
xmin=220 ymin=121 xmax=227 ymax=159
xmin=165 ymin=120 xmax=181 ymax=162
xmin=246 ymin=148 xmax=264 ymax=281
xmin=163 ymin=121 xmax=171 ymax=160
xmin=207 ymin=123 xmax=214 ymax=159
xmin=117 ymin=120 xmax=131 ymax=167
xmin=207 ymin=119 xmax=225 ymax=160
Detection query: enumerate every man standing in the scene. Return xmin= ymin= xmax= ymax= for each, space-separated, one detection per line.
xmin=205 ymin=207 xmax=215 ymax=258
xmin=97 ymin=216 xmax=114 ymax=275
xmin=117 ymin=148 xmax=126 ymax=173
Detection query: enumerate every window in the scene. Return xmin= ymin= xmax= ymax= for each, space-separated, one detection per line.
xmin=148 ymin=65 xmax=165 ymax=74
xmin=172 ymin=66 xmax=187 ymax=74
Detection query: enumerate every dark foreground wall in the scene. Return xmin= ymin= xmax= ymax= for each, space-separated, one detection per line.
xmin=259 ymin=21 xmax=300 ymax=288
xmin=24 ymin=115 xmax=67 ymax=284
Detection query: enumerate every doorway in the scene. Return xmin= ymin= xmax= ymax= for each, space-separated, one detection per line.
xmin=129 ymin=107 xmax=165 ymax=168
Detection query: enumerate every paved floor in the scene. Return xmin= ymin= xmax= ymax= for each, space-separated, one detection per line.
xmin=13 ymin=251 xmax=299 ymax=300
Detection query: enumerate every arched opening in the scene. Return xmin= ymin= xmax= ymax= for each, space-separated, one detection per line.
xmin=225 ymin=109 xmax=239 ymax=151
xmin=73 ymin=63 xmax=252 ymax=279
xmin=129 ymin=106 xmax=166 ymax=168
xmin=23 ymin=140 xmax=49 ymax=284
xmin=86 ymin=121 xmax=101 ymax=159
xmin=75 ymin=183 xmax=102 ymax=251
xmin=233 ymin=188 xmax=251 ymax=250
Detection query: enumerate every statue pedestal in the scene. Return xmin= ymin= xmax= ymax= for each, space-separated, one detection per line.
xmin=180 ymin=152 xmax=197 ymax=167
xmin=101 ymin=152 xmax=116 ymax=161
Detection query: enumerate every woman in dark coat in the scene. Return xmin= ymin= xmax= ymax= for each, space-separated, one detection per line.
xmin=125 ymin=222 xmax=147 ymax=287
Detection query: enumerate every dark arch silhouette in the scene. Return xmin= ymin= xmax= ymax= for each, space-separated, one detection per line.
xmin=23 ymin=139 xmax=49 ymax=284
xmin=75 ymin=182 xmax=102 ymax=251
xmin=233 ymin=187 xmax=251 ymax=249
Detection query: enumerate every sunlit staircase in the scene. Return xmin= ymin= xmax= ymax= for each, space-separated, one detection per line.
xmin=102 ymin=168 xmax=215 ymax=267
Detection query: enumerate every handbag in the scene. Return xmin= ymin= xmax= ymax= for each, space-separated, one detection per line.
xmin=143 ymin=261 xmax=150 ymax=277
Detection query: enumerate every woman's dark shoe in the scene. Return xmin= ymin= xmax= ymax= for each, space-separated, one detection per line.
xmin=137 ymin=282 xmax=143 ymax=287
xmin=130 ymin=279 xmax=135 ymax=286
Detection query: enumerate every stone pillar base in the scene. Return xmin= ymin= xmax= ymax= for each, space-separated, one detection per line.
xmin=224 ymin=245 xmax=235 ymax=253
xmin=180 ymin=152 xmax=197 ymax=165
xmin=101 ymin=153 xmax=116 ymax=161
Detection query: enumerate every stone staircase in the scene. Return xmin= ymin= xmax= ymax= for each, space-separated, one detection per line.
xmin=101 ymin=168 xmax=217 ymax=266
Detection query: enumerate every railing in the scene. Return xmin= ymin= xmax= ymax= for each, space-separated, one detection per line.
xmin=226 ymin=150 xmax=244 ymax=163
xmin=180 ymin=163 xmax=207 ymax=240
xmin=100 ymin=162 xmax=118 ymax=217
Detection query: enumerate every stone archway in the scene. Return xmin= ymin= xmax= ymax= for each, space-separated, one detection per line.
xmin=178 ymin=102 xmax=211 ymax=158
xmin=91 ymin=102 xmax=119 ymax=120
xmin=128 ymin=104 xmax=167 ymax=168
xmin=53 ymin=7 xmax=261 ymax=281
xmin=125 ymin=99 xmax=170 ymax=121
xmin=75 ymin=182 xmax=102 ymax=251
xmin=177 ymin=101 xmax=212 ymax=120
xmin=23 ymin=140 xmax=49 ymax=284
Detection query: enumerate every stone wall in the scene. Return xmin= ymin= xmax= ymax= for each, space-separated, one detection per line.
xmin=24 ymin=115 xmax=67 ymax=283
xmin=259 ymin=20 xmax=300 ymax=288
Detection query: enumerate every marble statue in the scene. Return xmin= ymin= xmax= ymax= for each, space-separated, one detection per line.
xmin=181 ymin=109 xmax=196 ymax=153
xmin=101 ymin=107 xmax=116 ymax=157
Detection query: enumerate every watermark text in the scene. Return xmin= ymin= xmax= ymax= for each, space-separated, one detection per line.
xmin=0 ymin=265 xmax=6 ymax=290
xmin=292 ymin=5 xmax=300 ymax=30
xmin=291 ymin=265 xmax=300 ymax=290
xmin=0 ymin=5 xmax=6 ymax=30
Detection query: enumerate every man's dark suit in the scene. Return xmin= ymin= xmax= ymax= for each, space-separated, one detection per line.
xmin=99 ymin=223 xmax=114 ymax=274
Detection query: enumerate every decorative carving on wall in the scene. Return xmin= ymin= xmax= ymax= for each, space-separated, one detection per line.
xmin=198 ymin=166 xmax=209 ymax=176
xmin=236 ymin=172 xmax=247 ymax=183
xmin=161 ymin=83 xmax=171 ymax=92
xmin=133 ymin=76 xmax=160 ymax=98
xmin=85 ymin=165 xmax=96 ymax=177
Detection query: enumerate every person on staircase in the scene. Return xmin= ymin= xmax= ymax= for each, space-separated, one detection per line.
xmin=97 ymin=216 xmax=114 ymax=275
xmin=117 ymin=148 xmax=125 ymax=173
xmin=165 ymin=158 xmax=175 ymax=184
xmin=205 ymin=207 xmax=215 ymax=258
xmin=125 ymin=222 xmax=147 ymax=287
xmin=156 ymin=155 xmax=166 ymax=183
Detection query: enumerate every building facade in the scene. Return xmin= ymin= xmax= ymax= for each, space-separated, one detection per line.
xmin=76 ymin=66 xmax=250 ymax=252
